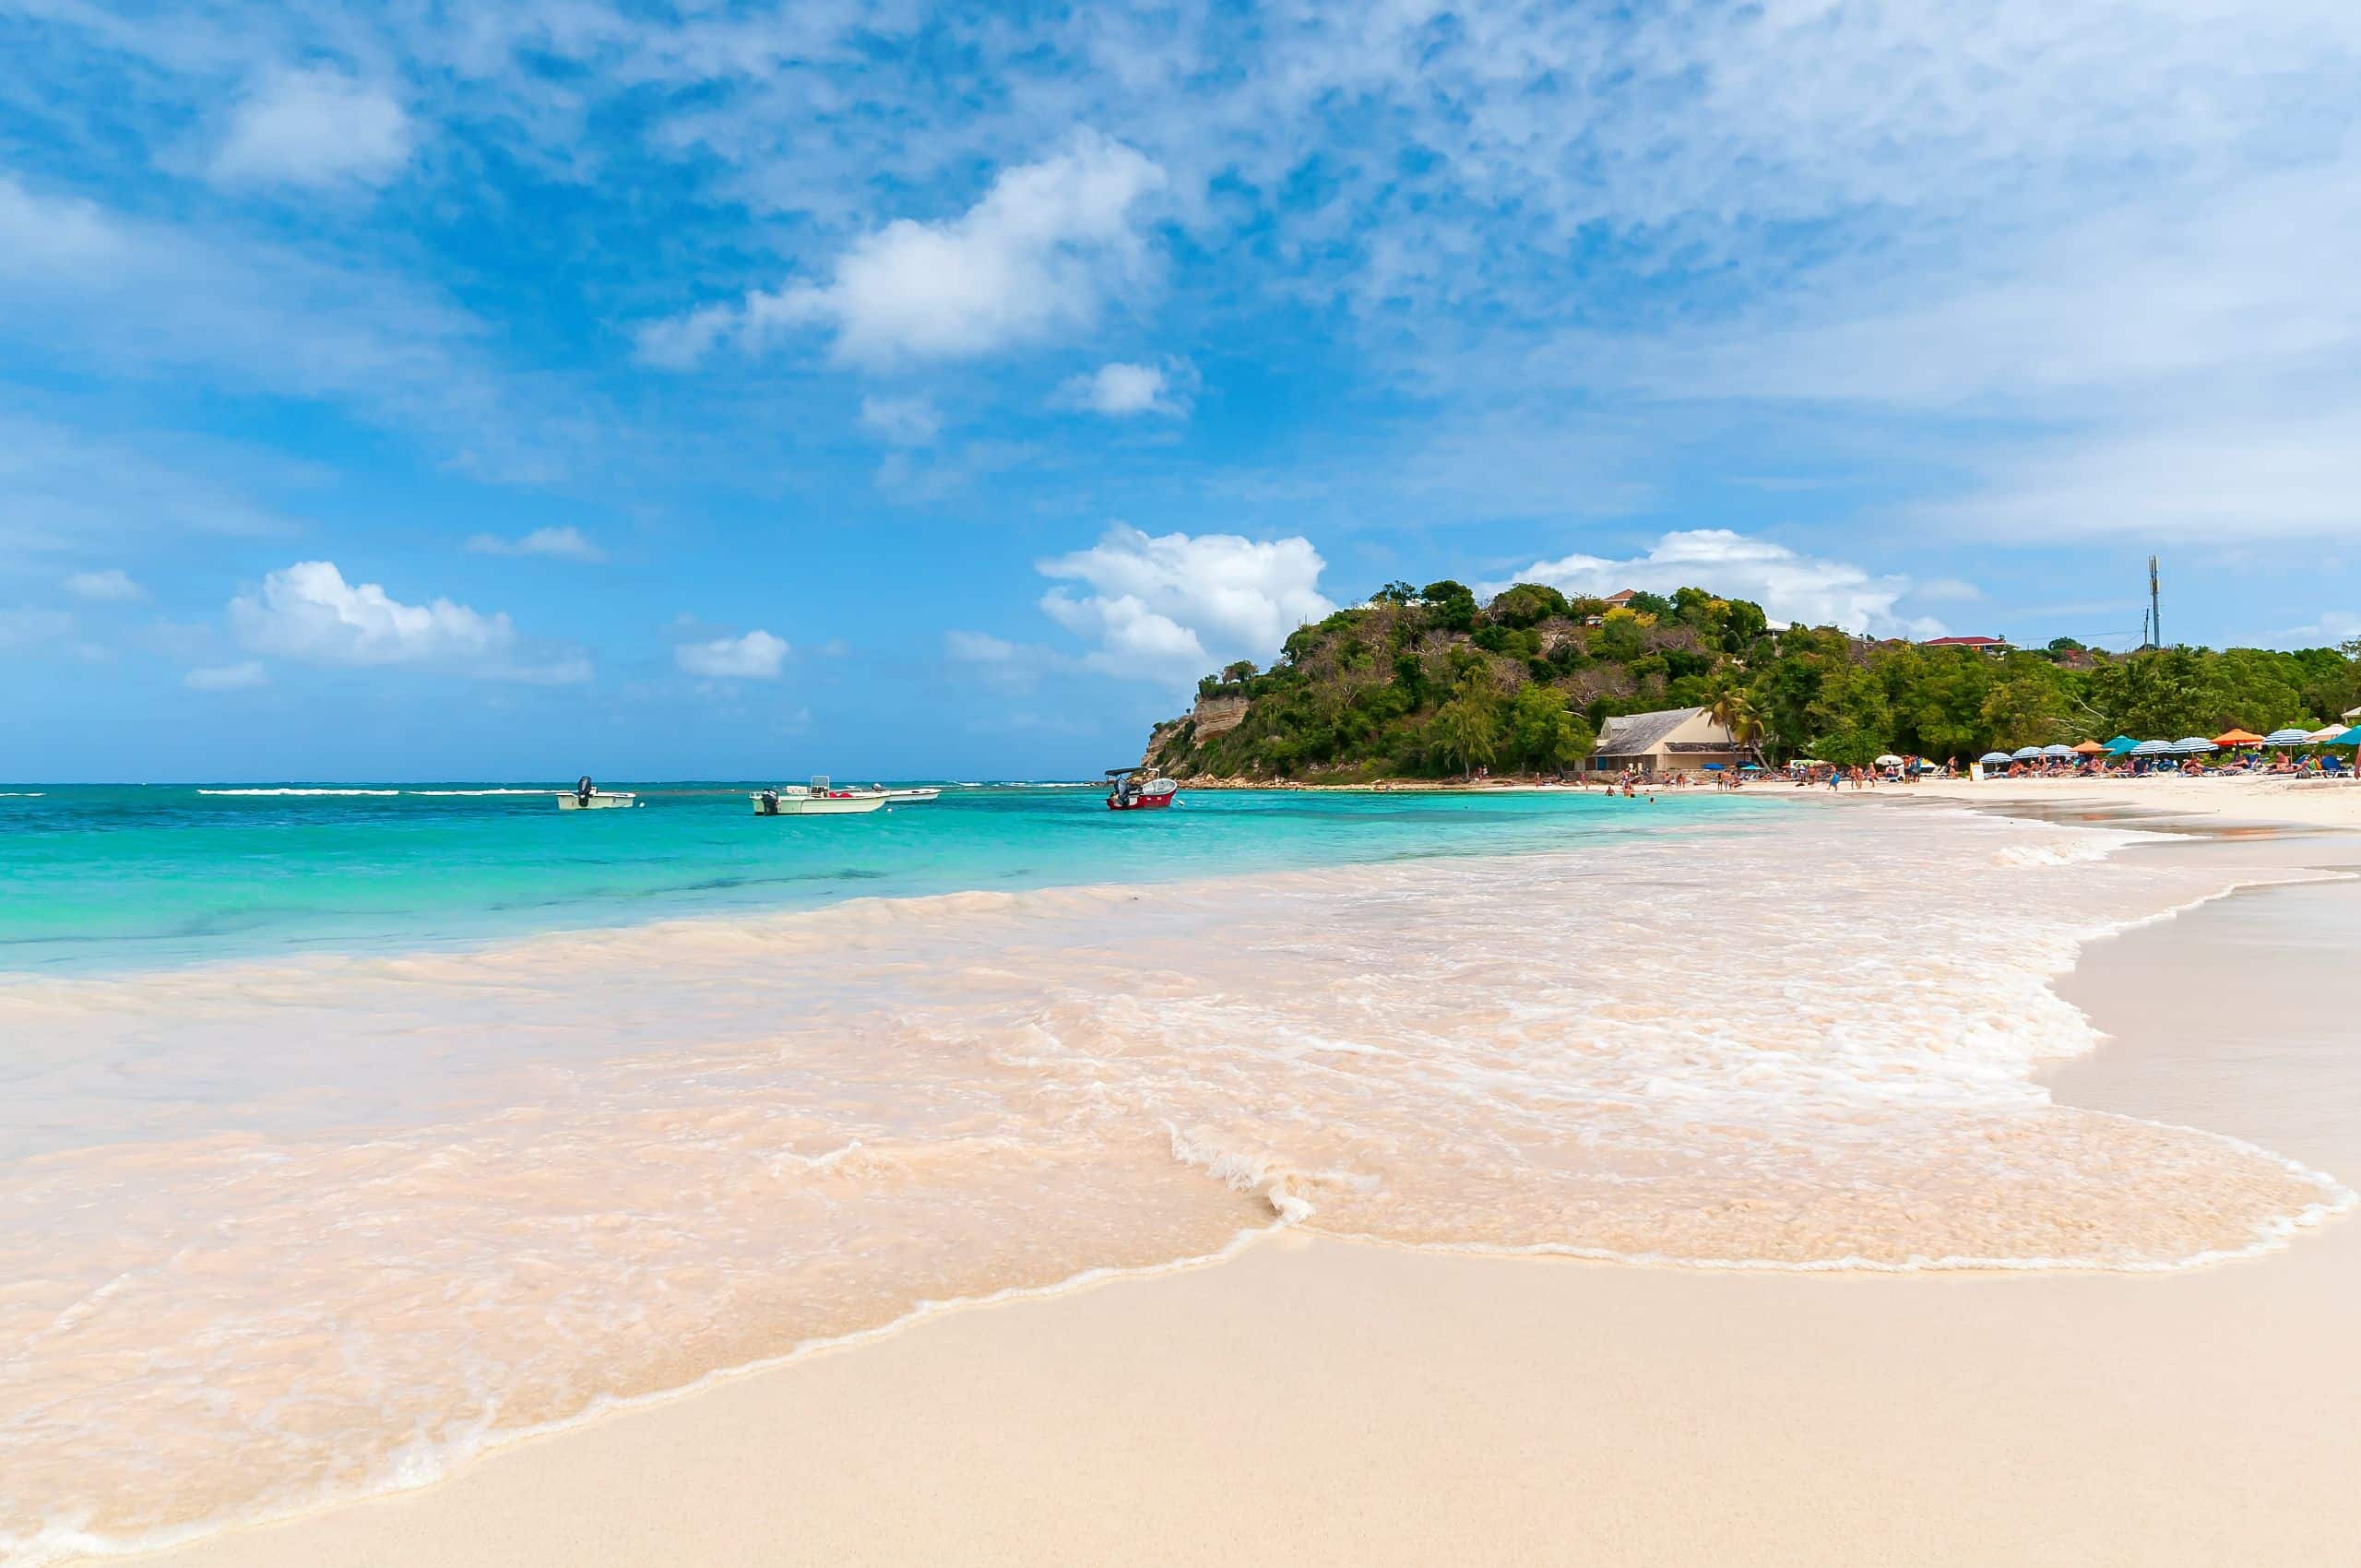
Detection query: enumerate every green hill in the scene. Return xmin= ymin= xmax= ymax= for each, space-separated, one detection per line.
xmin=1144 ymin=580 xmax=2361 ymax=782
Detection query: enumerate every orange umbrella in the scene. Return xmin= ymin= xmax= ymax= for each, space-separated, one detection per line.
xmin=2071 ymin=740 xmax=2106 ymax=754
xmin=2213 ymin=728 xmax=2265 ymax=747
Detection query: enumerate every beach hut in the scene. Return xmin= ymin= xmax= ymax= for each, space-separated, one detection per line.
xmin=2213 ymin=728 xmax=2265 ymax=749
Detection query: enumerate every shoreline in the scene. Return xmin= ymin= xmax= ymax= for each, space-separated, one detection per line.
xmin=103 ymin=796 xmax=2361 ymax=1568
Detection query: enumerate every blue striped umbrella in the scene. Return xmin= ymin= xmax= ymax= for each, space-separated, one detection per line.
xmin=2130 ymin=739 xmax=2175 ymax=755
xmin=2011 ymin=745 xmax=2044 ymax=760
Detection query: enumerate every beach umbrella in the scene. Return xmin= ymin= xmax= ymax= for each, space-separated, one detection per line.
xmin=2213 ymin=728 xmax=2264 ymax=748
xmin=2306 ymin=726 xmax=2345 ymax=742
xmin=2130 ymin=739 xmax=2174 ymax=755
xmin=1874 ymin=753 xmax=1904 ymax=766
xmin=2103 ymin=734 xmax=2141 ymax=754
xmin=2333 ymin=727 xmax=2361 ymax=746
xmin=2072 ymin=740 xmax=2106 ymax=755
xmin=2041 ymin=743 xmax=2076 ymax=758
xmin=1977 ymin=751 xmax=2012 ymax=766
xmin=2264 ymin=727 xmax=2312 ymax=746
xmin=2010 ymin=745 xmax=2044 ymax=761
xmin=2171 ymin=737 xmax=2216 ymax=755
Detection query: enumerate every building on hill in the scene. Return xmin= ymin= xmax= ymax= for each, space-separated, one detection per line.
xmin=1920 ymin=635 xmax=2012 ymax=655
xmin=1588 ymin=706 xmax=1747 ymax=777
xmin=1602 ymin=588 xmax=1640 ymax=608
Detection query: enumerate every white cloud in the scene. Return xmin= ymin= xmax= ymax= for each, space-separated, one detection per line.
xmin=945 ymin=628 xmax=1064 ymax=694
xmin=640 ymin=134 xmax=1166 ymax=369
xmin=1057 ymin=359 xmax=1194 ymax=418
xmin=464 ymin=526 xmax=606 ymax=562
xmin=675 ymin=628 xmax=789 ymax=680
xmin=1914 ymin=578 xmax=1984 ymax=604
xmin=210 ymin=68 xmax=413 ymax=188
xmin=229 ymin=560 xmax=586 ymax=681
xmin=0 ymin=606 xmax=74 ymax=647
xmin=1036 ymin=525 xmax=1334 ymax=680
xmin=184 ymin=660 xmax=268 ymax=691
xmin=858 ymin=395 xmax=941 ymax=445
xmin=64 ymin=568 xmax=146 ymax=601
xmin=1507 ymin=529 xmax=1934 ymax=638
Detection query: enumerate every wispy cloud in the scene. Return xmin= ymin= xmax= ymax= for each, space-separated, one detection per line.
xmin=209 ymin=67 xmax=412 ymax=189
xmin=63 ymin=568 xmax=146 ymax=602
xmin=464 ymin=526 xmax=605 ymax=562
xmin=1056 ymin=359 xmax=1194 ymax=418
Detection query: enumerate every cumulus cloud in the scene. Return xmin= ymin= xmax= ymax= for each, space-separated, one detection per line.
xmin=1057 ymin=359 xmax=1195 ymax=418
xmin=464 ymin=526 xmax=605 ymax=562
xmin=1036 ymin=525 xmax=1334 ymax=679
xmin=184 ymin=660 xmax=268 ymax=691
xmin=210 ymin=67 xmax=413 ymax=188
xmin=1506 ymin=529 xmax=1936 ymax=638
xmin=858 ymin=395 xmax=941 ymax=445
xmin=639 ymin=134 xmax=1166 ymax=369
xmin=675 ymin=628 xmax=789 ymax=680
xmin=230 ymin=560 xmax=587 ymax=681
xmin=64 ymin=568 xmax=145 ymax=601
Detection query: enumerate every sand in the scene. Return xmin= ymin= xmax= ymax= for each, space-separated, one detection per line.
xmin=123 ymin=800 xmax=2361 ymax=1568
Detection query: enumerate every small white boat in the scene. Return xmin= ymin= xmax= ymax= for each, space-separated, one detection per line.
xmin=751 ymin=777 xmax=888 ymax=816
xmin=879 ymin=787 xmax=940 ymax=802
xmin=558 ymin=778 xmax=637 ymax=811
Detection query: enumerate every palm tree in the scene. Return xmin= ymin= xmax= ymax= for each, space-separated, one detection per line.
xmin=1706 ymin=680 xmax=1764 ymax=758
xmin=1432 ymin=692 xmax=1500 ymax=779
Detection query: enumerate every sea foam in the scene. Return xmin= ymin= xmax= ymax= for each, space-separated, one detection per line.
xmin=0 ymin=807 xmax=2346 ymax=1563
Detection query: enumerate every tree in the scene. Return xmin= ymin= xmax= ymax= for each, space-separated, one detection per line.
xmin=1805 ymin=663 xmax=1892 ymax=766
xmin=1703 ymin=677 xmax=1762 ymax=753
xmin=1219 ymin=659 xmax=1258 ymax=684
xmin=1597 ymin=607 xmax=1650 ymax=661
xmin=1372 ymin=581 xmax=1418 ymax=606
xmin=1505 ymin=683 xmax=1595 ymax=774
xmin=1418 ymin=579 xmax=1479 ymax=632
xmin=1978 ymin=662 xmax=2073 ymax=749
xmin=1430 ymin=685 xmax=1501 ymax=778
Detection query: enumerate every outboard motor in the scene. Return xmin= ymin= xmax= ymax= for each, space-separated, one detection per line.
xmin=759 ymin=789 xmax=779 ymax=814
xmin=576 ymin=776 xmax=594 ymax=804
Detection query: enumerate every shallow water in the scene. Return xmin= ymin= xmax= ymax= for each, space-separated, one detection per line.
xmin=0 ymin=799 xmax=2348 ymax=1564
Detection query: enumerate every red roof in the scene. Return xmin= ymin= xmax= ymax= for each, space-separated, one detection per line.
xmin=1921 ymin=635 xmax=2008 ymax=647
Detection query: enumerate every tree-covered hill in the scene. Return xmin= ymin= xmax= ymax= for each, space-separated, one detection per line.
xmin=1144 ymin=579 xmax=2361 ymax=781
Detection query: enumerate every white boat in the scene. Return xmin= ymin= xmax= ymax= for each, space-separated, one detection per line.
xmin=879 ymin=787 xmax=940 ymax=802
xmin=751 ymin=777 xmax=888 ymax=816
xmin=558 ymin=778 xmax=637 ymax=810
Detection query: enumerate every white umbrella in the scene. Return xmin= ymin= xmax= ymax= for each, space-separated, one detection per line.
xmin=2171 ymin=737 xmax=2217 ymax=755
xmin=2041 ymin=743 xmax=2076 ymax=757
xmin=2011 ymin=745 xmax=2044 ymax=760
xmin=1977 ymin=751 xmax=2012 ymax=766
xmin=2130 ymin=739 xmax=2174 ymax=755
xmin=2307 ymin=726 xmax=2345 ymax=742
xmin=1874 ymin=753 xmax=1904 ymax=766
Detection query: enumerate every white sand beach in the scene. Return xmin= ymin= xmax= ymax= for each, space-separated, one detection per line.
xmin=115 ymin=793 xmax=2361 ymax=1568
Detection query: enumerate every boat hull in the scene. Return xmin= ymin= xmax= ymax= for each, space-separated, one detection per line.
xmin=557 ymin=793 xmax=635 ymax=810
xmin=751 ymin=791 xmax=888 ymax=815
xmin=1106 ymin=790 xmax=1177 ymax=811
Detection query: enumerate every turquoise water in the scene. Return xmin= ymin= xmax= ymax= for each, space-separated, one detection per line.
xmin=0 ymin=782 xmax=1762 ymax=973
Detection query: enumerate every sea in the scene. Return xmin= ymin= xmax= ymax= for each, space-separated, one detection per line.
xmin=0 ymin=781 xmax=2348 ymax=1563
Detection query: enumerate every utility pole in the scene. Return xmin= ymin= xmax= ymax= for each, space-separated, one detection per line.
xmin=2148 ymin=555 xmax=2162 ymax=649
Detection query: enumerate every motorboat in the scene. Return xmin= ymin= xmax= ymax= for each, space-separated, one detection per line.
xmin=558 ymin=777 xmax=638 ymax=810
xmin=751 ymin=776 xmax=888 ymax=815
xmin=878 ymin=787 xmax=940 ymax=803
xmin=1105 ymin=767 xmax=1179 ymax=811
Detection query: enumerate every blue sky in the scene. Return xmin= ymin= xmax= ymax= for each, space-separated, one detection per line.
xmin=3 ymin=0 xmax=2358 ymax=780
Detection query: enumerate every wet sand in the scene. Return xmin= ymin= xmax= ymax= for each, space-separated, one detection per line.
xmin=113 ymin=809 xmax=2361 ymax=1568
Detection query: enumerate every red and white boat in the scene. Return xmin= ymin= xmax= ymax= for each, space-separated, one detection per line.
xmin=1105 ymin=767 xmax=1179 ymax=811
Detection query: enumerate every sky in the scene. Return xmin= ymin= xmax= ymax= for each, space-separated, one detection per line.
xmin=3 ymin=0 xmax=2359 ymax=780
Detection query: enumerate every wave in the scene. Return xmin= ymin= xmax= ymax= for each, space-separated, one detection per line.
xmin=2 ymin=809 xmax=2349 ymax=1563
xmin=196 ymin=787 xmax=403 ymax=797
